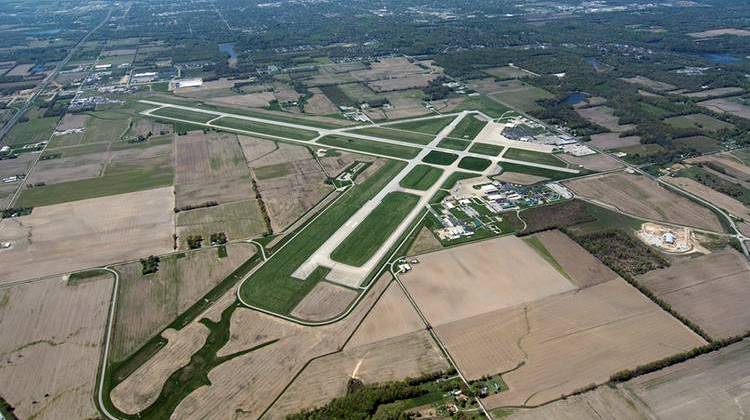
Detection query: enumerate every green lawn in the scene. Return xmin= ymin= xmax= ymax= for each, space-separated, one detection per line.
xmin=387 ymin=116 xmax=455 ymax=135
xmin=4 ymin=116 xmax=59 ymax=146
xmin=17 ymin=157 xmax=173 ymax=207
xmin=422 ymin=150 xmax=458 ymax=165
xmin=318 ymin=135 xmax=420 ymax=159
xmin=458 ymin=156 xmax=492 ymax=171
xmin=503 ymin=148 xmax=567 ymax=167
xmin=330 ymin=191 xmax=420 ymax=266
xmin=349 ymin=127 xmax=434 ymax=145
xmin=238 ymin=160 xmax=405 ymax=314
xmin=214 ymin=117 xmax=319 ymax=141
xmin=469 ymin=142 xmax=504 ymax=156
xmin=437 ymin=138 xmax=470 ymax=151
xmin=499 ymin=162 xmax=580 ymax=181
xmin=452 ymin=95 xmax=512 ymax=118
xmin=151 ymin=107 xmax=217 ymax=124
xmin=448 ymin=115 xmax=487 ymax=140
xmin=400 ymin=165 xmax=444 ymax=190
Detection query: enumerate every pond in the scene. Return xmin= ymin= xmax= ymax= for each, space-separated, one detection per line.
xmin=561 ymin=92 xmax=587 ymax=105
xmin=218 ymin=43 xmax=237 ymax=60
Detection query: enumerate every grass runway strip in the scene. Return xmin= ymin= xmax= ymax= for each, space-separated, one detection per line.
xmin=349 ymin=127 xmax=434 ymax=145
xmin=213 ymin=117 xmax=319 ymax=141
xmin=400 ymin=165 xmax=444 ymax=191
xmin=504 ymin=148 xmax=568 ymax=168
xmin=318 ymin=135 xmax=421 ymax=159
xmin=330 ymin=191 xmax=421 ymax=267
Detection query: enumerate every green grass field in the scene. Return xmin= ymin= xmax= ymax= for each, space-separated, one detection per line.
xmin=387 ymin=116 xmax=454 ymax=135
xmin=238 ymin=160 xmax=405 ymax=314
xmin=499 ymin=162 xmax=579 ymax=181
xmin=422 ymin=150 xmax=458 ymax=165
xmin=458 ymin=156 xmax=492 ymax=171
xmin=400 ymin=165 xmax=444 ymax=190
xmin=437 ymin=138 xmax=470 ymax=151
xmin=82 ymin=111 xmax=132 ymax=144
xmin=469 ymin=142 xmax=504 ymax=156
xmin=151 ymin=107 xmax=217 ymax=124
xmin=4 ymin=116 xmax=59 ymax=146
xmin=441 ymin=172 xmax=481 ymax=189
xmin=17 ymin=156 xmax=173 ymax=207
xmin=490 ymin=83 xmax=555 ymax=112
xmin=664 ymin=113 xmax=735 ymax=133
xmin=448 ymin=115 xmax=487 ymax=140
xmin=349 ymin=127 xmax=434 ymax=145
xmin=503 ymin=148 xmax=567 ymax=167
xmin=330 ymin=191 xmax=420 ymax=266
xmin=214 ymin=117 xmax=319 ymax=141
xmin=452 ymin=95 xmax=512 ymax=118
xmin=318 ymin=135 xmax=421 ymax=159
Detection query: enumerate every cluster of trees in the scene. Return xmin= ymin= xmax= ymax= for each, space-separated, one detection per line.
xmin=210 ymin=232 xmax=227 ymax=246
xmin=0 ymin=207 xmax=32 ymax=219
xmin=140 ymin=255 xmax=160 ymax=275
xmin=174 ymin=201 xmax=218 ymax=213
xmin=423 ymin=77 xmax=452 ymax=101
xmin=563 ymin=230 xmax=669 ymax=276
xmin=186 ymin=235 xmax=203 ymax=250
xmin=289 ymin=369 xmax=457 ymax=420
xmin=517 ymin=200 xmax=596 ymax=235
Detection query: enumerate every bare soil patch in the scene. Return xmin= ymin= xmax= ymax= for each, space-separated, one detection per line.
xmin=688 ymin=28 xmax=750 ymax=38
xmin=406 ymin=226 xmax=443 ymax=256
xmin=367 ymin=74 xmax=439 ymax=92
xmin=663 ymin=176 xmax=750 ymax=220
xmin=637 ymin=248 xmax=750 ymax=339
xmin=290 ymin=281 xmax=359 ymax=321
xmin=684 ymin=87 xmax=745 ymax=99
xmin=111 ymin=323 xmax=210 ymax=414
xmin=495 ymin=171 xmax=549 ymax=185
xmin=174 ymin=131 xmax=254 ymax=208
xmin=402 ymin=235 xmax=575 ymax=327
xmin=304 ymin=89 xmax=339 ymax=115
xmin=698 ymin=97 xmax=750 ymax=120
xmin=110 ymin=243 xmax=255 ymax=362
xmin=266 ymin=331 xmax=449 ymax=418
xmin=57 ymin=113 xmax=89 ymax=131
xmin=0 ymin=274 xmax=113 ymax=420
xmin=564 ymin=172 xmax=724 ymax=232
xmin=587 ymin=133 xmax=641 ymax=150
xmin=437 ymin=279 xmax=705 ymax=406
xmin=533 ymin=230 xmax=619 ymax=288
xmin=620 ymin=76 xmax=677 ymax=92
xmin=0 ymin=187 xmax=174 ymax=284
xmin=0 ymin=153 xmax=34 ymax=180
xmin=346 ymin=280 xmax=425 ymax=348
xmin=208 ymin=92 xmax=275 ymax=108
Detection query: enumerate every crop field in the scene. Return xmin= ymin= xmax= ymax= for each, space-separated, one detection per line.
xmin=437 ymin=137 xmax=470 ymax=151
xmin=637 ymin=248 xmax=750 ymax=339
xmin=438 ymin=278 xmax=705 ymax=405
xmin=683 ymin=86 xmax=745 ymax=98
xmin=698 ymin=97 xmax=750 ymax=120
xmin=331 ymin=191 xmax=420 ymax=266
xmin=213 ymin=116 xmax=319 ymax=141
xmin=399 ymin=164 xmax=443 ymax=190
xmin=3 ymin=116 xmax=58 ymax=146
xmin=457 ymin=156 xmax=492 ymax=171
xmin=290 ymin=281 xmax=359 ymax=321
xmin=174 ymin=131 xmax=254 ymax=208
xmin=448 ymin=114 xmax=487 ymax=140
xmin=422 ymin=150 xmax=458 ymax=165
xmin=531 ymin=230 xmax=619 ymax=288
xmin=82 ymin=111 xmax=133 ymax=144
xmin=406 ymin=227 xmax=444 ymax=256
xmin=254 ymin=158 xmax=333 ymax=232
xmin=469 ymin=142 xmax=504 ymax=156
xmin=176 ymin=199 xmax=268 ymax=249
xmin=110 ymin=243 xmax=256 ymax=362
xmin=346 ymin=280 xmax=426 ymax=348
xmin=57 ymin=113 xmax=88 ymax=131
xmin=483 ymin=66 xmax=536 ymax=80
xmin=504 ymin=148 xmax=567 ymax=167
xmin=348 ymin=126 xmax=434 ymax=145
xmin=402 ymin=236 xmax=576 ymax=327
xmin=387 ymin=116 xmax=454 ymax=135
xmin=239 ymin=160 xmax=404 ymax=314
xmin=0 ymin=187 xmax=174 ymax=284
xmin=0 ymin=273 xmax=113 ymax=420
xmin=111 ymin=323 xmax=210 ymax=415
xmin=576 ymin=106 xmax=636 ymax=132
xmin=664 ymin=113 xmax=735 ymax=133
xmin=488 ymin=81 xmax=554 ymax=112
xmin=267 ymin=331 xmax=448 ymax=418
xmin=588 ymin=133 xmax=642 ymax=150
xmin=663 ymin=176 xmax=750 ymax=223
xmin=318 ymin=134 xmax=421 ymax=159
xmin=564 ymin=172 xmax=724 ymax=232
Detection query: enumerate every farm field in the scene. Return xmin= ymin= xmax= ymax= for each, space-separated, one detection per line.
xmin=0 ymin=187 xmax=174 ymax=284
xmin=400 ymin=164 xmax=443 ymax=190
xmin=266 ymin=331 xmax=448 ymax=419
xmin=110 ymin=243 xmax=255 ymax=362
xmin=0 ymin=273 xmax=113 ymax=420
xmin=175 ymin=199 xmax=268 ymax=249
xmin=576 ymin=106 xmax=635 ymax=132
xmin=438 ymin=278 xmax=705 ymax=405
xmin=588 ymin=133 xmax=642 ymax=150
xmin=318 ymin=134 xmax=421 ymax=159
xmin=662 ymin=176 xmax=750 ymax=223
xmin=82 ymin=110 xmax=134 ymax=144
xmin=637 ymin=248 xmax=750 ymax=339
xmin=531 ymin=230 xmax=619 ymax=288
xmin=487 ymin=80 xmax=554 ymax=112
xmin=173 ymin=131 xmax=254 ymax=209
xmin=664 ymin=113 xmax=735 ymax=133
xmin=331 ymin=191 xmax=420 ymax=266
xmin=482 ymin=65 xmax=536 ymax=80
xmin=406 ymin=226 xmax=444 ymax=256
xmin=559 ymin=152 xmax=624 ymax=171
xmin=564 ymin=172 xmax=724 ymax=232
xmin=290 ymin=281 xmax=359 ymax=321
xmin=402 ymin=235 xmax=576 ymax=326
xmin=698 ymin=96 xmax=750 ymax=120
xmin=672 ymin=135 xmax=722 ymax=153
xmin=3 ymin=116 xmax=58 ymax=146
